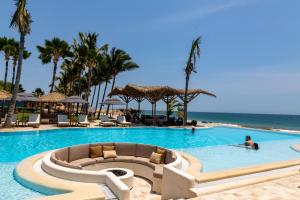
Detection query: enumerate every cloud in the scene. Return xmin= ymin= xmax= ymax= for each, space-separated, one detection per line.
xmin=149 ymin=0 xmax=255 ymax=27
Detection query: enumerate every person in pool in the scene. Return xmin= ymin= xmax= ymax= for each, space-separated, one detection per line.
xmin=244 ymin=135 xmax=259 ymax=150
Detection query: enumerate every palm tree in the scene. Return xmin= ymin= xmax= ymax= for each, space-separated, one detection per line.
xmin=37 ymin=37 xmax=71 ymax=93
xmin=106 ymin=48 xmax=139 ymax=114
xmin=5 ymin=0 xmax=32 ymax=127
xmin=11 ymin=48 xmax=31 ymax=90
xmin=73 ymin=32 xmax=108 ymax=100
xmin=1 ymin=37 xmax=18 ymax=90
xmin=32 ymin=88 xmax=44 ymax=97
xmin=183 ymin=37 xmax=201 ymax=126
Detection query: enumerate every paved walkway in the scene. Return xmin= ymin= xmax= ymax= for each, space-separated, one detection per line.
xmin=195 ymin=174 xmax=300 ymax=200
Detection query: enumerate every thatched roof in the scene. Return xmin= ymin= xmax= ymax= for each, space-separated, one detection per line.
xmin=0 ymin=90 xmax=12 ymax=100
xmin=39 ymin=92 xmax=67 ymax=102
xmin=109 ymin=84 xmax=216 ymax=103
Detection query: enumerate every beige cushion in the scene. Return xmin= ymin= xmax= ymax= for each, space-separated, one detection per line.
xmin=149 ymin=152 xmax=162 ymax=164
xmin=135 ymin=144 xmax=157 ymax=158
xmin=69 ymin=144 xmax=89 ymax=162
xmin=70 ymin=158 xmax=96 ymax=167
xmin=103 ymin=145 xmax=115 ymax=151
xmin=156 ymin=148 xmax=166 ymax=164
xmin=55 ymin=148 xmax=69 ymax=162
xmin=103 ymin=150 xmax=117 ymax=159
xmin=114 ymin=156 xmax=134 ymax=162
xmin=89 ymin=145 xmax=103 ymax=158
xmin=133 ymin=157 xmax=155 ymax=169
xmin=94 ymin=157 xmax=104 ymax=163
xmin=56 ymin=159 xmax=82 ymax=170
xmin=165 ymin=150 xmax=175 ymax=164
xmin=115 ymin=143 xmax=136 ymax=156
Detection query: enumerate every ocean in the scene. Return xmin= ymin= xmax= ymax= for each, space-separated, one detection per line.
xmin=144 ymin=111 xmax=300 ymax=131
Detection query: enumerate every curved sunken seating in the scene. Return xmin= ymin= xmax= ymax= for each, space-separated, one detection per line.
xmin=42 ymin=142 xmax=196 ymax=200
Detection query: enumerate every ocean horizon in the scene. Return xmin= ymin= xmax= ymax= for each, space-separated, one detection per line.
xmin=144 ymin=111 xmax=300 ymax=131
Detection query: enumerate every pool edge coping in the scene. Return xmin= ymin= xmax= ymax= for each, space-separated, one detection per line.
xmin=15 ymin=152 xmax=105 ymax=200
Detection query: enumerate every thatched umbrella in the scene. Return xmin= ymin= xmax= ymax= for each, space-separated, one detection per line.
xmin=61 ymin=96 xmax=88 ymax=116
xmin=0 ymin=90 xmax=12 ymax=100
xmin=39 ymin=92 xmax=67 ymax=103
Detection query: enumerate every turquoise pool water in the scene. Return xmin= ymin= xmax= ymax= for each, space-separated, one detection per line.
xmin=0 ymin=127 xmax=300 ymax=199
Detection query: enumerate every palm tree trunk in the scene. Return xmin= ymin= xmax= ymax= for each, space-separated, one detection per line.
xmin=4 ymin=59 xmax=9 ymax=90
xmin=183 ymin=74 xmax=190 ymax=126
xmin=94 ymin=83 xmax=101 ymax=117
xmin=106 ymin=75 xmax=116 ymax=115
xmin=86 ymin=68 xmax=92 ymax=101
xmin=91 ymin=86 xmax=96 ymax=106
xmin=11 ymin=62 xmax=17 ymax=92
xmin=50 ymin=61 xmax=58 ymax=93
xmin=4 ymin=34 xmax=25 ymax=127
xmin=98 ymin=80 xmax=108 ymax=119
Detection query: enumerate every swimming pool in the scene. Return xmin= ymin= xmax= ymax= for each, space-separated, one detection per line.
xmin=0 ymin=127 xmax=300 ymax=199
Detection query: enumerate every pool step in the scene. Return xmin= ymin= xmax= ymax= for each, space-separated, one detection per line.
xmin=193 ymin=165 xmax=300 ymax=196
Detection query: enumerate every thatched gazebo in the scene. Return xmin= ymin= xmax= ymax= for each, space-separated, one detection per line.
xmin=108 ymin=84 xmax=216 ymax=119
xmin=38 ymin=92 xmax=67 ymax=123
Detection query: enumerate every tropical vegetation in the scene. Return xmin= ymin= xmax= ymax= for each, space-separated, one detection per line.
xmin=183 ymin=36 xmax=201 ymax=126
xmin=4 ymin=0 xmax=32 ymax=127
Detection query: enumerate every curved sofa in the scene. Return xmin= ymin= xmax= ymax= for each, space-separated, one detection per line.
xmin=42 ymin=142 xmax=196 ymax=200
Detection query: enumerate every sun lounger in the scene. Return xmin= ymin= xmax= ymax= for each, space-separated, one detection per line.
xmin=57 ymin=114 xmax=69 ymax=127
xmin=27 ymin=114 xmax=40 ymax=128
xmin=116 ymin=116 xmax=131 ymax=126
xmin=77 ymin=115 xmax=90 ymax=127
xmin=99 ymin=115 xmax=115 ymax=127
xmin=1 ymin=114 xmax=17 ymax=127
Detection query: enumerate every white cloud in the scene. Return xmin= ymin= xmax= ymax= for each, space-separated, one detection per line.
xmin=150 ymin=0 xmax=255 ymax=26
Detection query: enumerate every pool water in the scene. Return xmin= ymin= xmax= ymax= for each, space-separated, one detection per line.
xmin=0 ymin=127 xmax=299 ymax=199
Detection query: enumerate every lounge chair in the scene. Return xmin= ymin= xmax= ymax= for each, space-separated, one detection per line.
xmin=1 ymin=114 xmax=17 ymax=127
xmin=116 ymin=116 xmax=131 ymax=126
xmin=57 ymin=114 xmax=69 ymax=127
xmin=99 ymin=115 xmax=115 ymax=127
xmin=27 ymin=114 xmax=40 ymax=128
xmin=77 ymin=115 xmax=90 ymax=127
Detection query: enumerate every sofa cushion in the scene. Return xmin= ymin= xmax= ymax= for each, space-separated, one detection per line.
xmin=156 ymin=148 xmax=166 ymax=164
xmin=114 ymin=156 xmax=134 ymax=162
xmin=56 ymin=159 xmax=82 ymax=170
xmin=135 ymin=144 xmax=157 ymax=158
xmin=165 ymin=150 xmax=176 ymax=164
xmin=69 ymin=144 xmax=89 ymax=162
xmin=55 ymin=148 xmax=69 ymax=162
xmin=153 ymin=165 xmax=164 ymax=178
xmin=149 ymin=152 xmax=162 ymax=164
xmin=70 ymin=158 xmax=96 ymax=167
xmin=133 ymin=157 xmax=155 ymax=169
xmin=115 ymin=143 xmax=136 ymax=156
xmin=103 ymin=145 xmax=115 ymax=151
xmin=89 ymin=145 xmax=103 ymax=158
xmin=94 ymin=157 xmax=104 ymax=163
xmin=103 ymin=150 xmax=117 ymax=159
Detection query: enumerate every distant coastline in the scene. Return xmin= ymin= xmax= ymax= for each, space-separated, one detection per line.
xmin=144 ymin=111 xmax=300 ymax=131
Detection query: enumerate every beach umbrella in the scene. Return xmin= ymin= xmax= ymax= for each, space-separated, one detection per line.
xmin=101 ymin=98 xmax=125 ymax=105
xmin=60 ymin=96 xmax=88 ymax=104
xmin=60 ymin=96 xmax=88 ymax=116
xmin=100 ymin=98 xmax=125 ymax=116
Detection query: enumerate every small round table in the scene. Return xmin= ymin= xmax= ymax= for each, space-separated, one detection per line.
xmin=100 ymin=168 xmax=134 ymax=189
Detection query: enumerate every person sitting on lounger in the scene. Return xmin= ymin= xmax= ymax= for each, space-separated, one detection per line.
xmin=244 ymin=135 xmax=259 ymax=150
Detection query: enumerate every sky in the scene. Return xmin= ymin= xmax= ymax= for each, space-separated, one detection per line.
xmin=0 ymin=0 xmax=300 ymax=115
